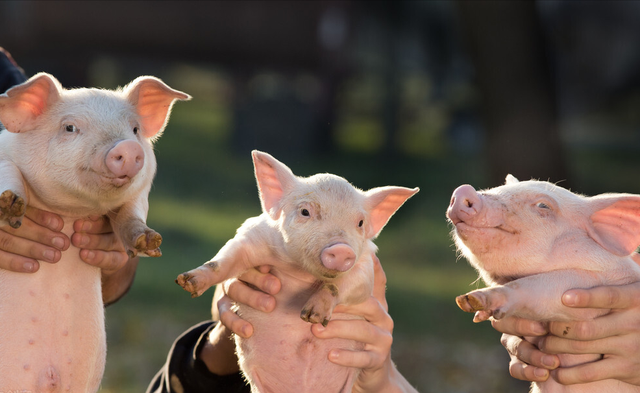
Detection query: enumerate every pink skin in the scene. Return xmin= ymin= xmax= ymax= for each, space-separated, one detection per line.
xmin=105 ymin=140 xmax=144 ymax=186
xmin=321 ymin=243 xmax=356 ymax=272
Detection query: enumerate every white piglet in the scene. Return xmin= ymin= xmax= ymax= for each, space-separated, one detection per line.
xmin=447 ymin=175 xmax=640 ymax=393
xmin=176 ymin=150 xmax=418 ymax=393
xmin=0 ymin=73 xmax=189 ymax=392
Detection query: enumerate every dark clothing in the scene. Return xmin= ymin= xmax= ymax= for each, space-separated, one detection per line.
xmin=0 ymin=48 xmax=26 ymax=93
xmin=147 ymin=321 xmax=250 ymax=393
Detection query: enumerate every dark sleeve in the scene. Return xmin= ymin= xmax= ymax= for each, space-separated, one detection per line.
xmin=146 ymin=321 xmax=250 ymax=393
xmin=0 ymin=48 xmax=27 ymax=93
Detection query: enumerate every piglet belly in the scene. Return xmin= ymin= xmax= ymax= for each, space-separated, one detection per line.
xmin=0 ymin=243 xmax=105 ymax=392
xmin=237 ymin=306 xmax=362 ymax=393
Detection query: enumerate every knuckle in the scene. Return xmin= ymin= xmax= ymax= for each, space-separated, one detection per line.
xmin=0 ymin=233 xmax=15 ymax=252
xmin=605 ymin=287 xmax=621 ymax=307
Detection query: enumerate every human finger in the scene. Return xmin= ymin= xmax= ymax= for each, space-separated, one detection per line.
xmin=71 ymin=231 xmax=124 ymax=253
xmin=491 ymin=316 xmax=548 ymax=337
xmin=562 ymin=284 xmax=640 ymax=310
xmin=225 ymin=276 xmax=276 ymax=313
xmin=538 ymin=334 xmax=620 ymax=356
xmin=78 ymin=248 xmax=130 ymax=273
xmin=547 ymin=311 xmax=629 ymax=341
xmin=553 ymin=357 xmax=621 ymax=385
xmin=218 ymin=294 xmax=253 ymax=339
xmin=332 ymin=297 xmax=393 ymax=334
xmin=24 ymin=206 xmax=64 ymax=232
xmin=73 ymin=215 xmax=113 ymax=235
xmin=501 ymin=334 xmax=559 ymax=371
xmin=313 ymin=317 xmax=392 ymax=346
xmin=327 ymin=347 xmax=386 ymax=369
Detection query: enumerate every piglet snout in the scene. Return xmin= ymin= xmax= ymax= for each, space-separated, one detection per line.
xmin=321 ymin=243 xmax=356 ymax=272
xmin=106 ymin=140 xmax=144 ymax=180
xmin=447 ymin=184 xmax=482 ymax=224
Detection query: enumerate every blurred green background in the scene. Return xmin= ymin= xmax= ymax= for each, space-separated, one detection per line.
xmin=3 ymin=1 xmax=640 ymax=392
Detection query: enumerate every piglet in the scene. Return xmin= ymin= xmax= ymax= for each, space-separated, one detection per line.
xmin=176 ymin=150 xmax=418 ymax=393
xmin=0 ymin=73 xmax=189 ymax=392
xmin=447 ymin=175 xmax=640 ymax=393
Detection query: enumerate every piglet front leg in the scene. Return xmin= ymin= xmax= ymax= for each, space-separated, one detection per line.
xmin=110 ymin=197 xmax=162 ymax=258
xmin=456 ymin=269 xmax=611 ymax=323
xmin=176 ymin=230 xmax=271 ymax=298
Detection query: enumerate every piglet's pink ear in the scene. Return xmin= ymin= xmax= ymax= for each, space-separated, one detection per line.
xmin=125 ymin=76 xmax=191 ymax=139
xmin=252 ymin=150 xmax=298 ymax=220
xmin=588 ymin=195 xmax=640 ymax=257
xmin=364 ymin=186 xmax=419 ymax=239
xmin=0 ymin=72 xmax=61 ymax=133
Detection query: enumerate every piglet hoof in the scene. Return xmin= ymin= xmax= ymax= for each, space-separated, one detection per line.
xmin=134 ymin=229 xmax=163 ymax=257
xmin=455 ymin=291 xmax=507 ymax=322
xmin=0 ymin=190 xmax=26 ymax=229
xmin=300 ymin=306 xmax=330 ymax=327
xmin=175 ymin=271 xmax=206 ymax=298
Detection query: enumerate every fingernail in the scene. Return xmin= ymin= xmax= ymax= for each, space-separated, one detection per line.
xmin=47 ymin=216 xmax=61 ymax=230
xmin=534 ymin=368 xmax=549 ymax=379
xmin=82 ymin=221 xmax=92 ymax=231
xmin=52 ymin=237 xmax=65 ymax=249
xmin=260 ymin=297 xmax=273 ymax=312
xmin=315 ymin=324 xmax=325 ymax=333
xmin=43 ymin=250 xmax=56 ymax=262
xmin=328 ymin=350 xmax=339 ymax=360
xmin=78 ymin=235 xmax=90 ymax=247
xmin=85 ymin=251 xmax=95 ymax=262
xmin=542 ymin=355 xmax=557 ymax=368
xmin=563 ymin=291 xmax=577 ymax=307
xmin=23 ymin=261 xmax=36 ymax=272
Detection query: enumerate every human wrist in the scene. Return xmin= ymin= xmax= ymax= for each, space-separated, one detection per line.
xmin=198 ymin=322 xmax=240 ymax=376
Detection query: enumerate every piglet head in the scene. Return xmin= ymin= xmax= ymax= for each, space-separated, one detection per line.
xmin=252 ymin=150 xmax=418 ymax=278
xmin=448 ymin=175 xmax=640 ymax=284
xmin=0 ymin=73 xmax=190 ymax=215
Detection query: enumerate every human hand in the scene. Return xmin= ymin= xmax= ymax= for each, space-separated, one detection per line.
xmin=538 ymin=282 xmax=640 ymax=386
xmin=491 ymin=317 xmax=558 ymax=383
xmin=214 ymin=265 xmax=281 ymax=339
xmin=71 ymin=215 xmax=129 ymax=274
xmin=0 ymin=205 xmax=70 ymax=272
xmin=72 ymin=215 xmax=139 ymax=305
xmin=311 ymin=255 xmax=417 ymax=393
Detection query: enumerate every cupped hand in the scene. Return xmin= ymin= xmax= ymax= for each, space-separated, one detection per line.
xmin=539 ymin=282 xmax=640 ymax=386
xmin=0 ymin=206 xmax=69 ymax=272
xmin=72 ymin=215 xmax=129 ymax=274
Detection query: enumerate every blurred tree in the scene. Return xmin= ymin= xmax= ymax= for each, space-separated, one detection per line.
xmin=456 ymin=0 xmax=569 ymax=185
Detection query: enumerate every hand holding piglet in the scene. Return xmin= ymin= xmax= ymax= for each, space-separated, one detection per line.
xmin=494 ymin=280 xmax=640 ymax=387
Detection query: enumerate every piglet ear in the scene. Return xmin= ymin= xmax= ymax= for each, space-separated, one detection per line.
xmin=587 ymin=195 xmax=640 ymax=256
xmin=364 ymin=186 xmax=419 ymax=239
xmin=125 ymin=76 xmax=191 ymax=139
xmin=0 ymin=72 xmax=61 ymax=133
xmin=252 ymin=150 xmax=298 ymax=220
xmin=505 ymin=174 xmax=519 ymax=185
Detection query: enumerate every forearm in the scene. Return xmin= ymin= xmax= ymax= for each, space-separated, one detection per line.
xmin=102 ymin=256 xmax=139 ymax=306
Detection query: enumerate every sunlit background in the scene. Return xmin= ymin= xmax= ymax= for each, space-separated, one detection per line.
xmin=3 ymin=1 xmax=640 ymax=392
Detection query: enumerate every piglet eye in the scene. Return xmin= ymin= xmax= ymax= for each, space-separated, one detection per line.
xmin=65 ymin=124 xmax=77 ymax=133
xmin=537 ymin=202 xmax=550 ymax=209
xmin=358 ymin=220 xmax=364 ymax=227
xmin=301 ymin=209 xmax=310 ymax=217
xmin=133 ymin=126 xmax=139 ymax=135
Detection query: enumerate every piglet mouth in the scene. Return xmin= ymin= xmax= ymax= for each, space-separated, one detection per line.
xmin=103 ymin=174 xmax=132 ymax=187
xmin=454 ymin=221 xmax=518 ymax=236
